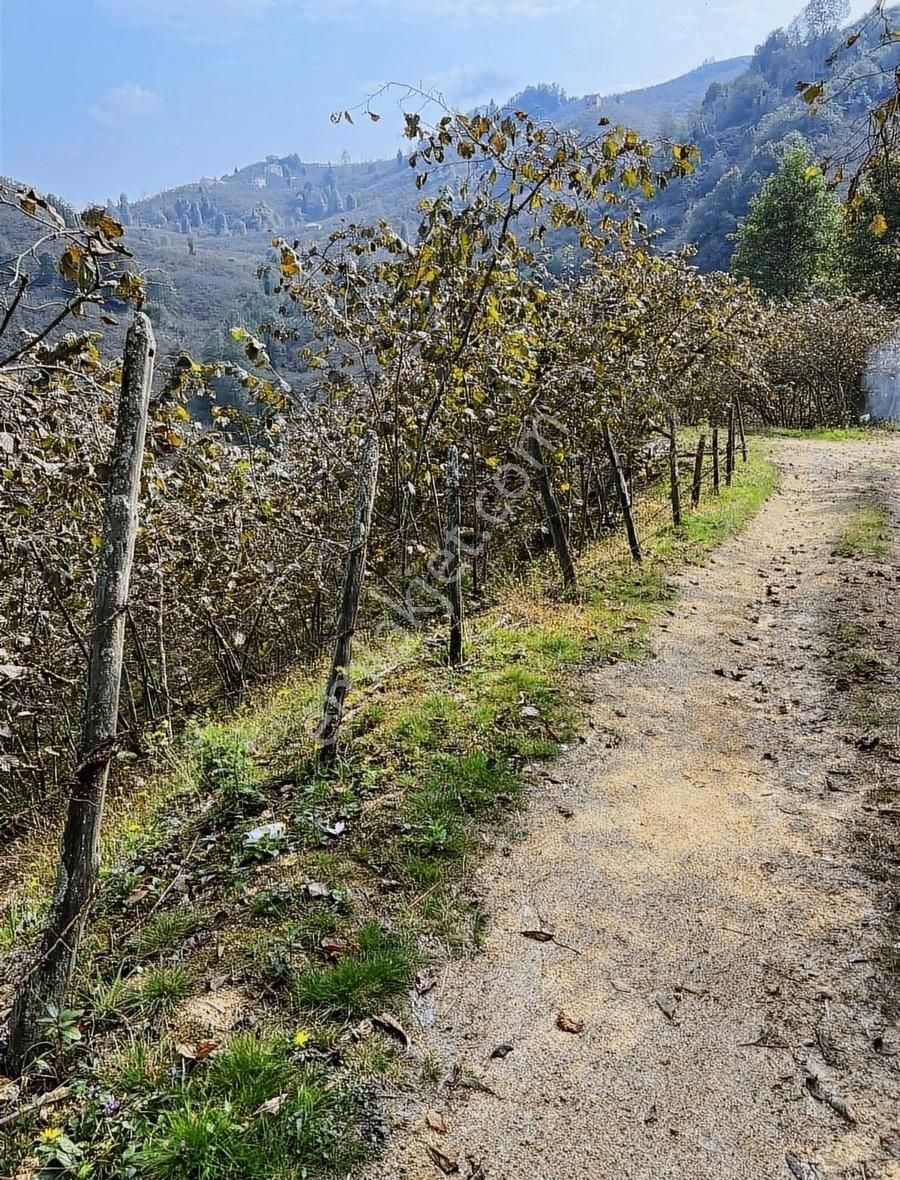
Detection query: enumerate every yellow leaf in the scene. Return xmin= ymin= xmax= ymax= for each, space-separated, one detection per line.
xmin=800 ymin=81 xmax=825 ymax=105
xmin=871 ymin=213 xmax=889 ymax=238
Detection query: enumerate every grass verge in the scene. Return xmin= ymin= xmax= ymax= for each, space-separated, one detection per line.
xmin=0 ymin=449 xmax=777 ymax=1180
xmin=834 ymin=503 xmax=891 ymax=560
xmin=826 ymin=496 xmax=899 ymax=1013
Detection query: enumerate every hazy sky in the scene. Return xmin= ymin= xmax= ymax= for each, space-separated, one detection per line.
xmin=0 ymin=0 xmax=872 ymax=206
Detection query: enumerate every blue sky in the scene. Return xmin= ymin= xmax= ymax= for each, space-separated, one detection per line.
xmin=0 ymin=0 xmax=870 ymax=206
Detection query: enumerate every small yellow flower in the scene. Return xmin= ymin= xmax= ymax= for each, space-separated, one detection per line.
xmin=38 ymin=1128 xmax=62 ymax=1143
xmin=293 ymin=1027 xmax=312 ymax=1049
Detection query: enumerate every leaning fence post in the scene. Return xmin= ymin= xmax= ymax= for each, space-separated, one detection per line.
xmin=712 ymin=425 xmax=721 ymax=495
xmin=603 ymin=424 xmax=642 ymax=563
xmin=447 ymin=445 xmax=464 ymax=666
xmin=691 ymin=433 xmax=707 ymax=510
xmin=726 ymin=404 xmax=736 ymax=487
xmin=667 ymin=413 xmax=682 ymax=527
xmin=5 ymin=312 xmax=155 ymax=1075
xmin=318 ymin=433 xmax=379 ymax=766
xmin=736 ymin=398 xmax=748 ymax=463
xmin=524 ymin=419 xmax=577 ymax=591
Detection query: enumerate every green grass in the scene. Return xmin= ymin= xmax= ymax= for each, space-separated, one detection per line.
xmin=293 ymin=922 xmax=417 ymax=1016
xmin=834 ymin=504 xmax=891 ymax=560
xmin=757 ymin=426 xmax=872 ymax=442
xmin=1 ymin=445 xmax=778 ymax=1180
xmin=125 ymin=964 xmax=194 ymax=1016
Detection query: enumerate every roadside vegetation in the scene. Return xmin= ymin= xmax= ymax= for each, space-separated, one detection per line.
xmin=0 ymin=452 xmax=775 ymax=1179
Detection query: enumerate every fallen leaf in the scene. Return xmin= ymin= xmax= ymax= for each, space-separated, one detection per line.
xmin=656 ymin=993 xmax=678 ymax=1021
xmin=426 ymin=1109 xmax=448 ymax=1133
xmin=373 ymin=1012 xmax=411 ymax=1049
xmin=785 ymin=1154 xmax=821 ymax=1180
xmin=427 ymin=1145 xmax=459 ymax=1174
xmin=175 ymin=1039 xmax=218 ymax=1061
xmin=556 ymin=1011 xmax=584 ymax=1034
xmin=489 ymin=1043 xmax=514 ymax=1060
xmin=804 ymin=1076 xmax=855 ymax=1123
xmin=521 ymin=929 xmax=554 ymax=943
xmin=253 ymin=1092 xmax=287 ymax=1117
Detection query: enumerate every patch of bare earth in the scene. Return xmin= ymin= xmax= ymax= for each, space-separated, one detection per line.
xmin=368 ymin=437 xmax=900 ymax=1180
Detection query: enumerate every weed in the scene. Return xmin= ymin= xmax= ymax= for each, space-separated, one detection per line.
xmin=195 ymin=725 xmax=262 ymax=814
xmin=294 ymin=922 xmax=416 ymax=1016
xmin=126 ymin=964 xmax=194 ymax=1016
xmin=134 ymin=908 xmax=198 ymax=958
xmin=835 ymin=504 xmax=890 ymax=560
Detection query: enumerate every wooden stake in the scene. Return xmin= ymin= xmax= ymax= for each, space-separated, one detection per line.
xmin=603 ymin=424 xmax=642 ymax=563
xmin=736 ymin=398 xmax=748 ymax=463
xmin=447 ymin=445 xmax=464 ymax=666
xmin=712 ymin=426 xmax=720 ymax=495
xmin=318 ymin=433 xmax=379 ymax=765
xmin=6 ymin=313 xmax=155 ymax=1075
xmin=726 ymin=404 xmax=736 ymax=487
xmin=667 ymin=413 xmax=682 ymax=527
xmin=524 ymin=419 xmax=577 ymax=591
xmin=691 ymin=433 xmax=707 ymax=510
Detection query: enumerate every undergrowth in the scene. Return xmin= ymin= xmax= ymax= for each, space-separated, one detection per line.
xmin=0 ymin=448 xmax=777 ymax=1180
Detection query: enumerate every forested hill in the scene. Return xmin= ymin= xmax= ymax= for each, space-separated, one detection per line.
xmin=654 ymin=8 xmax=900 ymax=269
xmin=3 ymin=10 xmax=894 ymax=367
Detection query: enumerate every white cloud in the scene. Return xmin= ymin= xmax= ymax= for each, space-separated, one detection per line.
xmin=425 ymin=65 xmax=512 ymax=103
xmin=89 ymin=83 xmax=163 ymax=127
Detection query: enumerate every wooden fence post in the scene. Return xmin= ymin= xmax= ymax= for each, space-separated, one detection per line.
xmin=603 ymin=424 xmax=642 ymax=563
xmin=447 ymin=445 xmax=464 ymax=666
xmin=524 ymin=419 xmax=577 ymax=591
xmin=691 ymin=433 xmax=706 ymax=510
xmin=736 ymin=398 xmax=748 ymax=463
xmin=726 ymin=404 xmax=736 ymax=487
xmin=318 ymin=433 xmax=379 ymax=766
xmin=712 ymin=425 xmax=720 ymax=495
xmin=5 ymin=313 xmax=156 ymax=1075
xmin=667 ymin=413 xmax=682 ymax=527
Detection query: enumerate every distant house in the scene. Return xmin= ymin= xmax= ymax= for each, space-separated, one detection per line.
xmin=252 ymin=176 xmax=267 ymax=189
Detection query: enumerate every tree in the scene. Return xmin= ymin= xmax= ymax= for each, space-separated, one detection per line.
xmin=118 ymin=193 xmax=132 ymax=227
xmin=731 ymin=144 xmax=842 ymax=297
xmin=5 ymin=313 xmax=156 ymax=1074
xmin=794 ymin=0 xmax=850 ymax=40
xmin=844 ymin=156 xmax=900 ymax=300
xmin=214 ymin=211 xmax=229 ymax=235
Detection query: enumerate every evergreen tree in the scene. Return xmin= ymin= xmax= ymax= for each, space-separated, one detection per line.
xmin=118 ymin=193 xmax=131 ymax=226
xmin=844 ymin=157 xmax=900 ymax=300
xmin=189 ymin=201 xmax=203 ymax=228
xmin=731 ymin=144 xmax=842 ymax=297
xmin=214 ymin=211 xmax=229 ymax=235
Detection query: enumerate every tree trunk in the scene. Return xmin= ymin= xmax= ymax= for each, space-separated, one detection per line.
xmin=691 ymin=433 xmax=707 ymax=510
xmin=447 ymin=445 xmax=464 ymax=666
xmin=5 ymin=313 xmax=155 ymax=1076
xmin=524 ymin=419 xmax=577 ymax=591
xmin=667 ymin=413 xmax=682 ymax=527
xmin=603 ymin=425 xmax=642 ymax=563
xmin=318 ymin=433 xmax=379 ymax=765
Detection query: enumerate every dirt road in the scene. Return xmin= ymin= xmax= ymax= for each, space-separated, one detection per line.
xmin=369 ymin=437 xmax=900 ymax=1180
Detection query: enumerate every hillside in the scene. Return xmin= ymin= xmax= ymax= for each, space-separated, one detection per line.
xmin=111 ymin=59 xmax=751 ymax=364
xmin=652 ymin=10 xmax=900 ymax=268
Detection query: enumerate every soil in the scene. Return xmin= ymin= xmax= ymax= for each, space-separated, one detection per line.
xmin=367 ymin=437 xmax=900 ymax=1180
